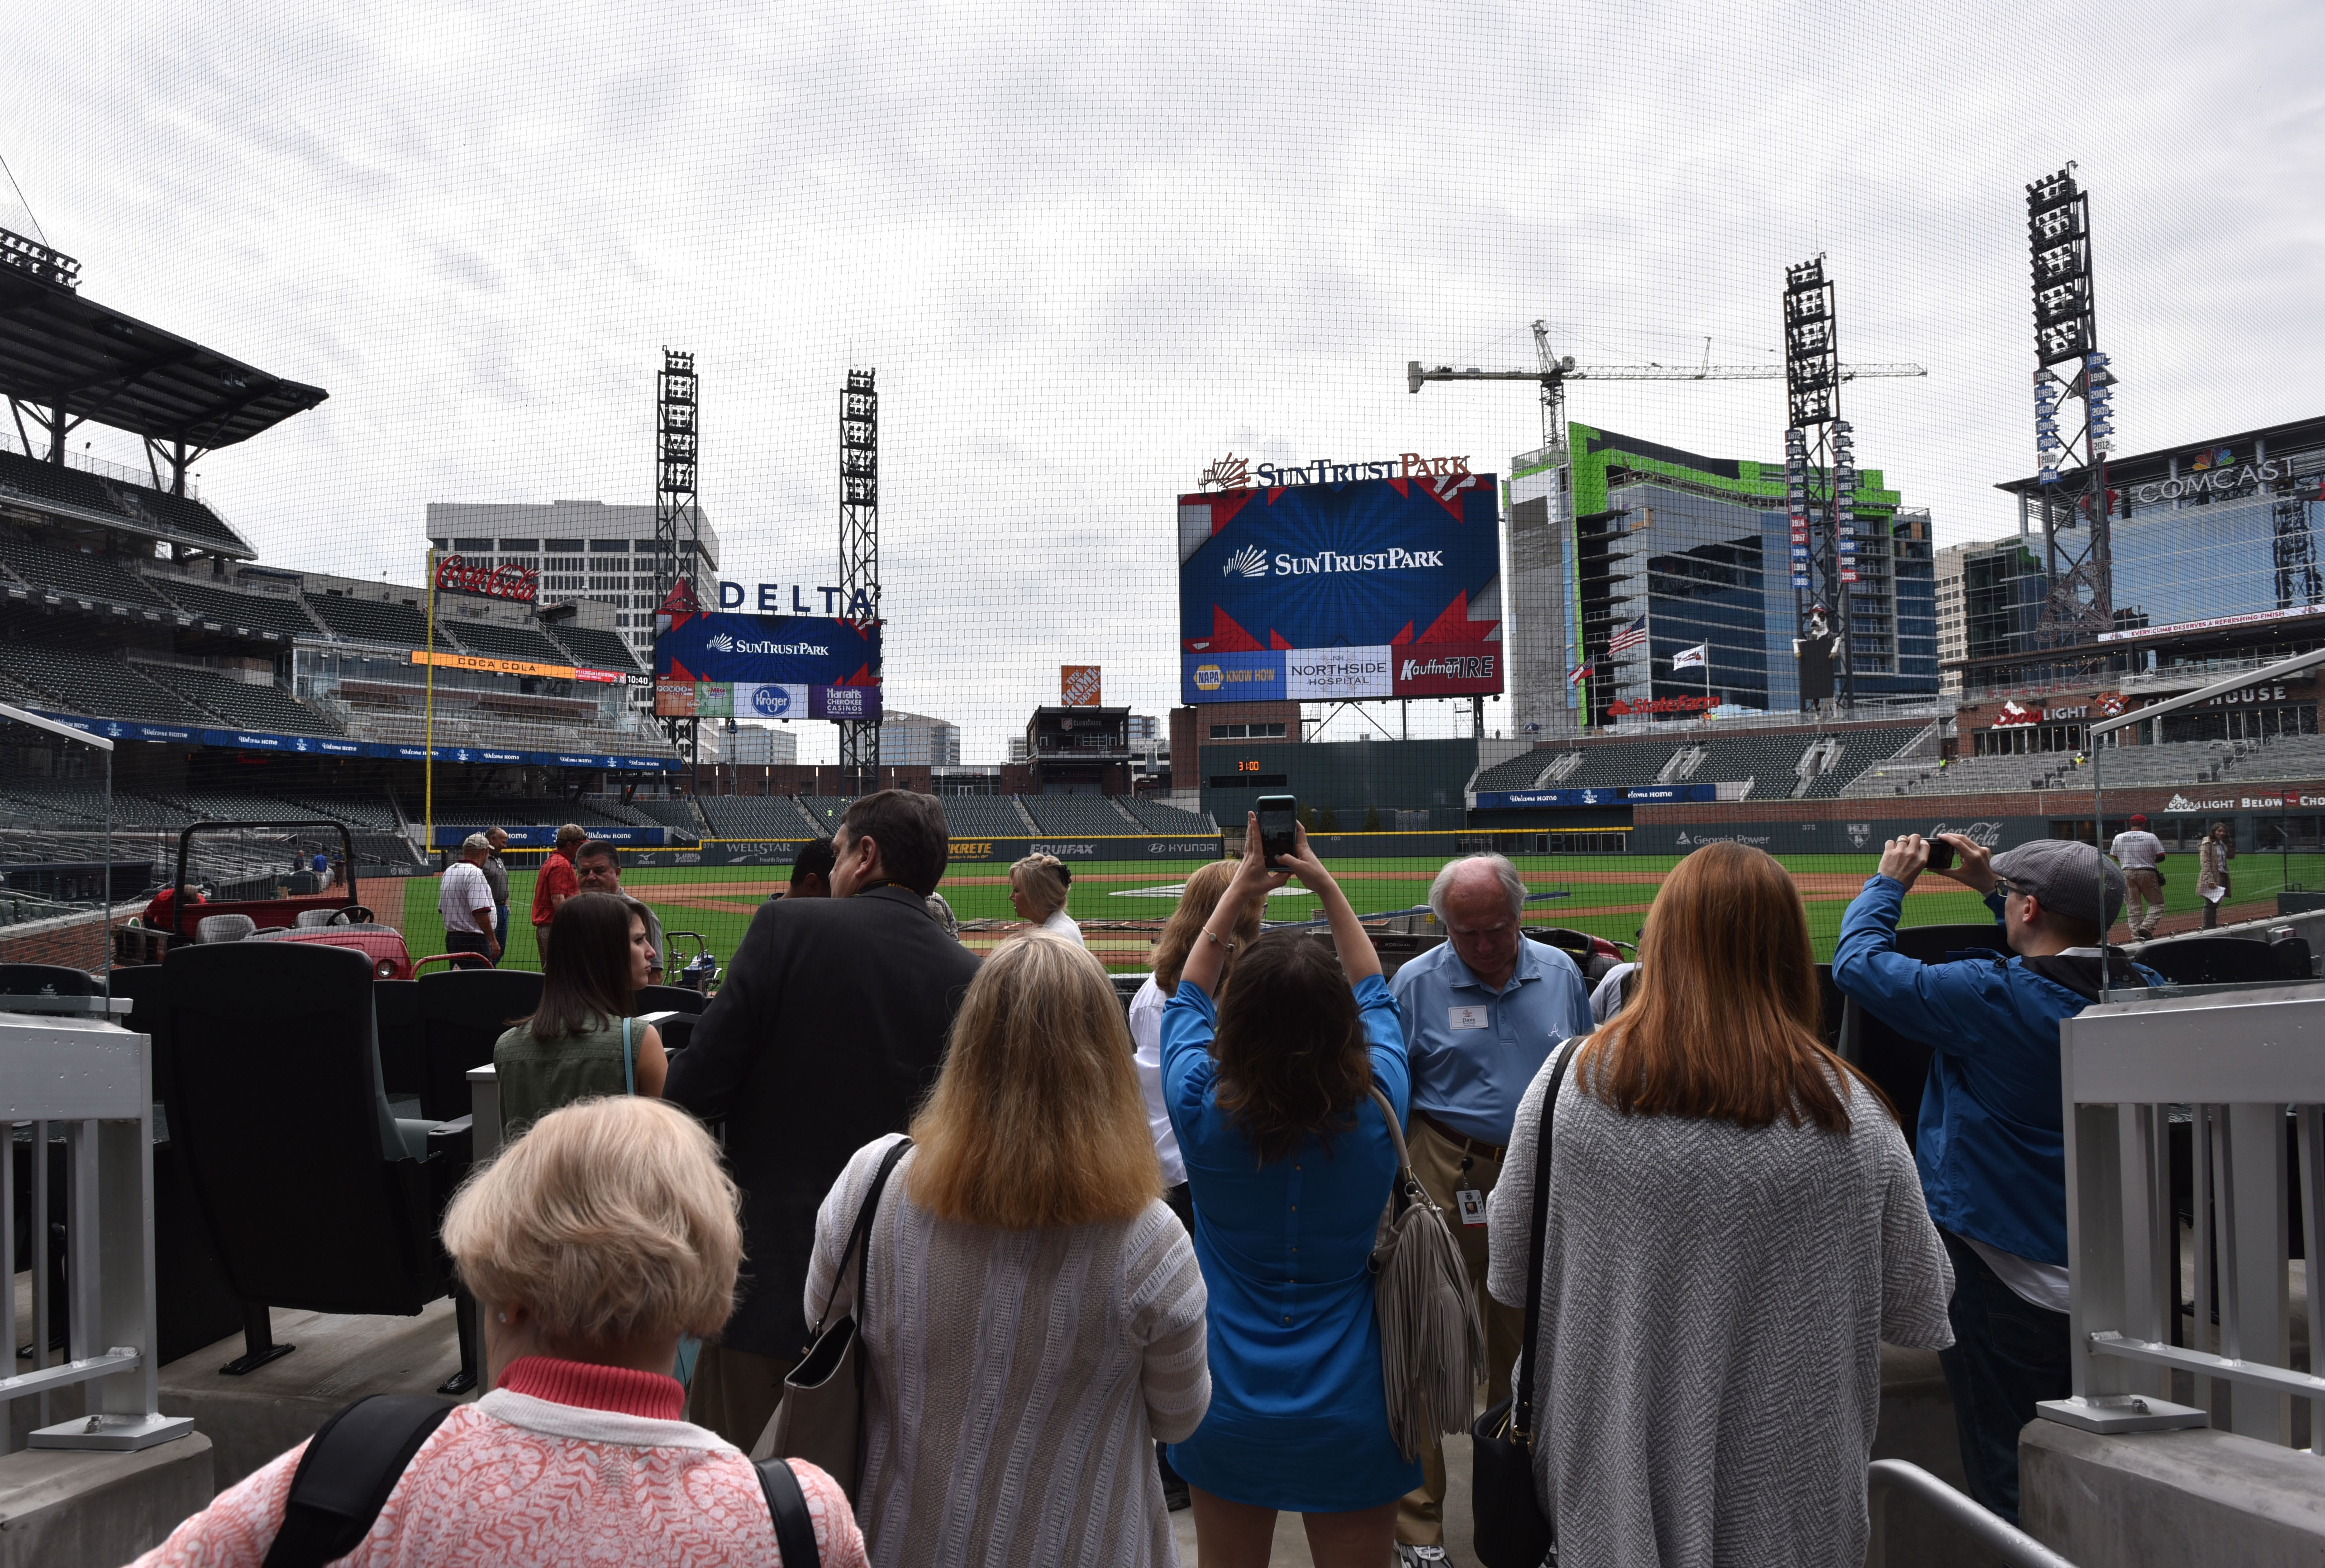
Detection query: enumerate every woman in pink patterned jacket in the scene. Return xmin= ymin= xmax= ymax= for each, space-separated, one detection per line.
xmin=132 ymin=1097 xmax=865 ymax=1568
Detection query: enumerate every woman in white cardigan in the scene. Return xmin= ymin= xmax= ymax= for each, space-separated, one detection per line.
xmin=1486 ymin=841 xmax=1955 ymax=1568
xmin=809 ymin=931 xmax=1209 ymax=1568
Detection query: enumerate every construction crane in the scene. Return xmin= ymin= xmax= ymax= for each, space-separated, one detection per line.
xmin=1408 ymin=320 xmax=1925 ymax=448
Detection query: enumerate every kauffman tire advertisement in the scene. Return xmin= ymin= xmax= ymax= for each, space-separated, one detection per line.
xmin=1178 ymin=470 xmax=1502 ymax=705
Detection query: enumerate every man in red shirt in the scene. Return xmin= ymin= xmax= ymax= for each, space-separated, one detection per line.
xmin=529 ymin=823 xmax=586 ymax=965
xmin=142 ymin=883 xmax=204 ymax=935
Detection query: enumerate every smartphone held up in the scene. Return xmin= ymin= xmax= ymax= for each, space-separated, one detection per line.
xmin=1254 ymin=795 xmax=1299 ymax=863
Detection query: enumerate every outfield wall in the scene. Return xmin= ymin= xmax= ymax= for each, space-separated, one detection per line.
xmin=493 ymin=834 xmax=1229 ymax=869
xmin=1636 ymin=782 xmax=2325 ymax=856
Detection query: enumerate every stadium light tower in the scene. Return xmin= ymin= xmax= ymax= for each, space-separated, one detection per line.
xmin=837 ymin=369 xmax=880 ymax=787
xmin=2025 ymin=165 xmax=2118 ymax=648
xmin=654 ymin=348 xmax=703 ymax=762
xmin=1782 ymin=255 xmax=1856 ymax=711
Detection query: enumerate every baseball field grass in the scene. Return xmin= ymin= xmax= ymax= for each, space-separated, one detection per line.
xmin=395 ymin=848 xmax=2325 ymax=975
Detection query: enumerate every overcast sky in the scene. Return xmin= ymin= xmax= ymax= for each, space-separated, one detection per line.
xmin=10 ymin=1 xmax=2321 ymax=764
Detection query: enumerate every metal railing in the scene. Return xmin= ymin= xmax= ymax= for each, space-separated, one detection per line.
xmin=1866 ymin=1460 xmax=2076 ymax=1567
xmin=0 ymin=1006 xmax=193 ymax=1451
xmin=2044 ymin=982 xmax=2325 ymax=1450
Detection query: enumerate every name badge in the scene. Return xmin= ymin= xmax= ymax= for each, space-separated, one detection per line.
xmin=1455 ymin=1188 xmax=1488 ymax=1226
xmin=1449 ymin=1005 xmax=1489 ymax=1030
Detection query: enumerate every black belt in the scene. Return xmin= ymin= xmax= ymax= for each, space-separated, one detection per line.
xmin=1413 ymin=1108 xmax=1506 ymax=1164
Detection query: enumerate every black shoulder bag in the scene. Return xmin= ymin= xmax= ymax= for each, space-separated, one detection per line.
xmin=261 ymin=1394 xmax=823 ymax=1568
xmin=1468 ymin=1037 xmax=1579 ymax=1568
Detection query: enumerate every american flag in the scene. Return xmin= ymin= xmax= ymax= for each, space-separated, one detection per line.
xmin=1607 ymin=615 xmax=1648 ymax=656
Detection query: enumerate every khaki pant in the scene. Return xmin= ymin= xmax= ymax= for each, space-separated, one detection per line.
xmin=2122 ymin=868 xmax=2163 ymax=938
xmin=686 ymin=1342 xmax=795 ymax=1452
xmin=1396 ymin=1114 xmax=1525 ymax=1548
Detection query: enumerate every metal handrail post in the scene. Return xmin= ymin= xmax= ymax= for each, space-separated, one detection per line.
xmin=1866 ymin=1460 xmax=2077 ymax=1567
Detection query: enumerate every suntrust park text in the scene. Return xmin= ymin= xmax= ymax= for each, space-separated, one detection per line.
xmin=1255 ymin=453 xmax=1471 ymax=487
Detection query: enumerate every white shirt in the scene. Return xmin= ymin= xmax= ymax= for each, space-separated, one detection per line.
xmin=1125 ymin=977 xmax=1186 ymax=1187
xmin=2110 ymin=830 xmax=2165 ymax=872
xmin=1590 ymin=962 xmax=1638 ymax=1025
xmin=438 ymin=860 xmax=493 ymax=934
xmin=1040 ymin=908 xmax=1085 ymax=946
xmin=1964 ymin=1236 xmax=2072 ymax=1314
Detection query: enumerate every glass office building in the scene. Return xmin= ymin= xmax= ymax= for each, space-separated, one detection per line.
xmin=1966 ymin=419 xmax=2325 ymax=682
xmin=1507 ymin=423 xmax=1937 ymax=727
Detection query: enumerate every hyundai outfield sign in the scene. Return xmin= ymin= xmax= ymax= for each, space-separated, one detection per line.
xmin=1180 ymin=472 xmax=1502 ymax=705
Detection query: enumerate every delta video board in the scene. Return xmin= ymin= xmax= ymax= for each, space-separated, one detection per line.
xmin=1178 ymin=469 xmax=1502 ymax=705
xmin=654 ymin=610 xmax=882 ymax=723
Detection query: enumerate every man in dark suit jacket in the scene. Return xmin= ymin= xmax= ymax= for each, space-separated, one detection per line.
xmin=667 ymin=789 xmax=978 ymax=1448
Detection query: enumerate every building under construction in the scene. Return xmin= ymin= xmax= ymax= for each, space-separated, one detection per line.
xmin=1506 ymin=421 xmax=1939 ymax=734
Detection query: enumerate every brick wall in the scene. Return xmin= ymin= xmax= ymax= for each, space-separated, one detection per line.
xmin=0 ymin=907 xmax=139 ymax=972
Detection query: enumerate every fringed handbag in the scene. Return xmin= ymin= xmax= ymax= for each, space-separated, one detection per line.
xmin=1368 ymin=1086 xmax=1486 ymax=1462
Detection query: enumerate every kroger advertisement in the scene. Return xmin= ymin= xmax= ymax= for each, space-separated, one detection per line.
xmin=653 ymin=610 xmax=882 ymax=722
xmin=1178 ymin=471 xmax=1502 ymax=705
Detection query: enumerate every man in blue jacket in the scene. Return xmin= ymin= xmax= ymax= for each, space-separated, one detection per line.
xmin=1832 ymin=832 xmax=2154 ymax=1525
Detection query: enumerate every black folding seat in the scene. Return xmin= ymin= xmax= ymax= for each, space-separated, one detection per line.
xmin=162 ymin=942 xmax=474 ymax=1384
xmin=1837 ymin=924 xmax=2011 ymax=1149
xmin=0 ymin=963 xmax=100 ymax=996
xmin=416 ymin=967 xmax=544 ymax=1123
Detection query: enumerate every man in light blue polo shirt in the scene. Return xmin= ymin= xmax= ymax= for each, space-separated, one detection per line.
xmin=1389 ymin=853 xmax=1591 ymax=1565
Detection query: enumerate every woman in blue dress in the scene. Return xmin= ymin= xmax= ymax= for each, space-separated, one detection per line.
xmin=1162 ymin=814 xmax=1416 ymax=1567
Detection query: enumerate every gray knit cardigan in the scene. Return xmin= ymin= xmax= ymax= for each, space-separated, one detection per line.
xmin=1485 ymin=1047 xmax=1955 ymax=1568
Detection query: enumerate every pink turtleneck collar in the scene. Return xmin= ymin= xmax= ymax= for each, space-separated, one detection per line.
xmin=495 ymin=1355 xmax=687 ymax=1420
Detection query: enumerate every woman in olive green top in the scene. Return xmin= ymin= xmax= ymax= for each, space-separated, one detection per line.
xmin=495 ymin=891 xmax=668 ymax=1134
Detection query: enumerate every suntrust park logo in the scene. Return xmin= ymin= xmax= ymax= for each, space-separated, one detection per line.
xmin=1227 ymin=547 xmax=1447 ymax=578
xmin=703 ymin=632 xmax=831 ymax=657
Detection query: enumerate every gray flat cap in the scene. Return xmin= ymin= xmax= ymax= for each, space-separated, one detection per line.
xmin=1991 ymin=838 xmax=2123 ymax=930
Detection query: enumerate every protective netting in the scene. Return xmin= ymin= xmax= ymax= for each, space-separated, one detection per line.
xmin=0 ymin=2 xmax=2315 ymax=989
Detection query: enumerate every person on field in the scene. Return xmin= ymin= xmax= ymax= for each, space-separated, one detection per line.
xmin=1162 ymin=815 xmax=1414 ymax=1568
xmin=1494 ymin=842 xmax=1953 ymax=1568
xmin=2109 ymin=813 xmax=2166 ymax=940
xmin=1388 ymin=853 xmax=1590 ymax=1563
xmin=664 ymin=789 xmax=980 ymax=1450
xmin=2198 ymin=819 xmax=2234 ymax=929
xmin=576 ymin=838 xmax=666 ymax=983
xmin=439 ymin=834 xmax=501 ymax=966
xmin=1833 ymin=833 xmax=2157 ymax=1525
xmin=133 ymin=1097 xmax=867 ymax=1568
xmin=483 ymin=825 xmax=513 ymax=955
xmin=531 ymin=822 xmax=586 ymax=965
xmin=812 ymin=932 xmax=1208 ymax=1566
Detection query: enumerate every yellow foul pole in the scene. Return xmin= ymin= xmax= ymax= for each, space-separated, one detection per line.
xmin=424 ymin=548 xmax=437 ymax=859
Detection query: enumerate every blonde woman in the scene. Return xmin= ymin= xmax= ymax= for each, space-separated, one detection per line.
xmin=1009 ymin=852 xmax=1082 ymax=944
xmin=135 ymin=1098 xmax=866 ymax=1567
xmin=1127 ymin=859 xmax=1263 ymax=1220
xmin=808 ymin=933 xmax=1210 ymax=1567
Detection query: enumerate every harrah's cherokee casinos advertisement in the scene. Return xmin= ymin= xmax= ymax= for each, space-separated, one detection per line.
xmin=653 ymin=610 xmax=882 ymax=722
xmin=1178 ymin=472 xmax=1502 ymax=705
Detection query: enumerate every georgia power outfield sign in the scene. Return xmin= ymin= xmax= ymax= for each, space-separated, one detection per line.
xmin=1179 ymin=471 xmax=1503 ymax=705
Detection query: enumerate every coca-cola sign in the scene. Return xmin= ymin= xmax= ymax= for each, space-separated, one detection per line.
xmin=434 ymin=553 xmax=538 ymax=603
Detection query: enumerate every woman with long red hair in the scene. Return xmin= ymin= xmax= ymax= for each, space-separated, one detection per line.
xmin=1485 ymin=840 xmax=1954 ymax=1568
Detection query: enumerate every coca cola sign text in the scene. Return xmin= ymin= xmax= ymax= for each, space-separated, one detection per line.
xmin=435 ymin=553 xmax=539 ymax=603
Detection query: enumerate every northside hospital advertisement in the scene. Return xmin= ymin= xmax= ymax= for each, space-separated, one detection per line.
xmin=1179 ymin=469 xmax=1504 ymax=705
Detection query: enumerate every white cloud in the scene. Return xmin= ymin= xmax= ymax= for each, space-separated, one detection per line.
xmin=8 ymin=0 xmax=2320 ymax=762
